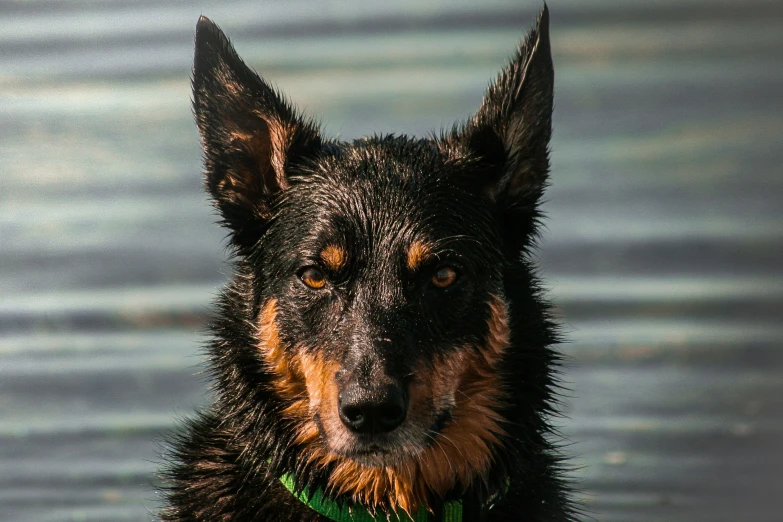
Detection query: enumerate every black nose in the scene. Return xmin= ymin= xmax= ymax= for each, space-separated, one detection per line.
xmin=338 ymin=382 xmax=407 ymax=434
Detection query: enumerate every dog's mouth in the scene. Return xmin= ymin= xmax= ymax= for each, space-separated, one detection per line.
xmin=335 ymin=438 xmax=416 ymax=467
xmin=321 ymin=408 xmax=453 ymax=468
xmin=320 ymin=423 xmax=415 ymax=467
xmin=345 ymin=444 xmax=395 ymax=466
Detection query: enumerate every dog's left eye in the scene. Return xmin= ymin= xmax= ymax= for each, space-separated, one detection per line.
xmin=431 ymin=266 xmax=458 ymax=289
xmin=299 ymin=267 xmax=327 ymax=289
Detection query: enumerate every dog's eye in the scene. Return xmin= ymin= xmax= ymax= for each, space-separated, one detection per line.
xmin=431 ymin=266 xmax=458 ymax=289
xmin=300 ymin=267 xmax=327 ymax=290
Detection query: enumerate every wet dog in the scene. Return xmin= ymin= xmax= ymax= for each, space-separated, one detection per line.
xmin=162 ymin=6 xmax=574 ymax=521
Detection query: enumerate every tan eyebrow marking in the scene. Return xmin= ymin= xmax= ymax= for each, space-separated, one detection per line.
xmin=406 ymin=240 xmax=432 ymax=271
xmin=320 ymin=245 xmax=347 ymax=271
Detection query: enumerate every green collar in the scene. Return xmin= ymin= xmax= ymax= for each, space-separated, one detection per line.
xmin=279 ymin=472 xmax=463 ymax=522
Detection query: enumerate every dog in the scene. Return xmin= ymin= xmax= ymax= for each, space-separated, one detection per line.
xmin=161 ymin=5 xmax=575 ymax=521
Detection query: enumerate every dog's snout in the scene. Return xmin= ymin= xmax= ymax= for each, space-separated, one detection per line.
xmin=338 ymin=382 xmax=407 ymax=434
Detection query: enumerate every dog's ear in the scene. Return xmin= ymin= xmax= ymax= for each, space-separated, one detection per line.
xmin=193 ymin=16 xmax=321 ymax=244
xmin=458 ymin=5 xmax=553 ymax=204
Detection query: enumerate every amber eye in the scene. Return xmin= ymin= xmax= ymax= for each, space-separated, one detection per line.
xmin=300 ymin=267 xmax=326 ymax=289
xmin=431 ymin=266 xmax=458 ymax=289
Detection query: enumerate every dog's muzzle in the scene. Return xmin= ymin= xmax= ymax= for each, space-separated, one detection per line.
xmin=337 ymin=381 xmax=408 ymax=435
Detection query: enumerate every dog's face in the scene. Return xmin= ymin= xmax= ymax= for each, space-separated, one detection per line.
xmin=256 ymin=142 xmax=508 ymax=468
xmin=193 ymin=7 xmax=552 ymax=505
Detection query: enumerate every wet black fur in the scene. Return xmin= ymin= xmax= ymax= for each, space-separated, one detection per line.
xmin=161 ymin=5 xmax=576 ymax=521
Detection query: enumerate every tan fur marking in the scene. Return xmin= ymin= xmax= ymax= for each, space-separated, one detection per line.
xmin=257 ymin=300 xmax=337 ymax=442
xmin=257 ymin=300 xmax=309 ymax=418
xmin=320 ymin=245 xmax=347 ymax=271
xmin=256 ymin=296 xmax=511 ymax=514
xmin=406 ymin=241 xmax=431 ymax=271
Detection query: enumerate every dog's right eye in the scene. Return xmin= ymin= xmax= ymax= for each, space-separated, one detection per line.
xmin=299 ymin=267 xmax=327 ymax=290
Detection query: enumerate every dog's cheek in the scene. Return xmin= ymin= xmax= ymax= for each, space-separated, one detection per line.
xmin=257 ymin=300 xmax=347 ymax=453
xmin=257 ymin=299 xmax=307 ymax=410
xmin=408 ymin=350 xmax=465 ymax=424
xmin=417 ymin=295 xmax=511 ymax=493
xmin=296 ymin=350 xmax=343 ymax=443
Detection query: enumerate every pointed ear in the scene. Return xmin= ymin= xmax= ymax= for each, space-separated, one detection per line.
xmin=193 ymin=16 xmax=322 ymax=244
xmin=459 ymin=5 xmax=553 ymax=203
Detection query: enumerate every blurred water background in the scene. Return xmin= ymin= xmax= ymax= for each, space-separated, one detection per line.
xmin=1 ymin=0 xmax=783 ymax=520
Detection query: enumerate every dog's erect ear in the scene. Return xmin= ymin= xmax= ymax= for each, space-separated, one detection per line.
xmin=459 ymin=5 xmax=553 ymax=203
xmin=193 ymin=16 xmax=321 ymax=240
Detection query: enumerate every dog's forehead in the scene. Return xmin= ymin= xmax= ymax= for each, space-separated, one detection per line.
xmin=303 ymin=146 xmax=462 ymax=248
xmin=278 ymin=136 xmax=501 ymax=273
xmin=304 ymin=175 xmax=434 ymax=257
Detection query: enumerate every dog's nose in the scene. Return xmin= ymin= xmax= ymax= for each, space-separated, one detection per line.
xmin=338 ymin=382 xmax=407 ymax=434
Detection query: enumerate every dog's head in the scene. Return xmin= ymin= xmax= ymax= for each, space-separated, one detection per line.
xmin=193 ymin=6 xmax=553 ymax=511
